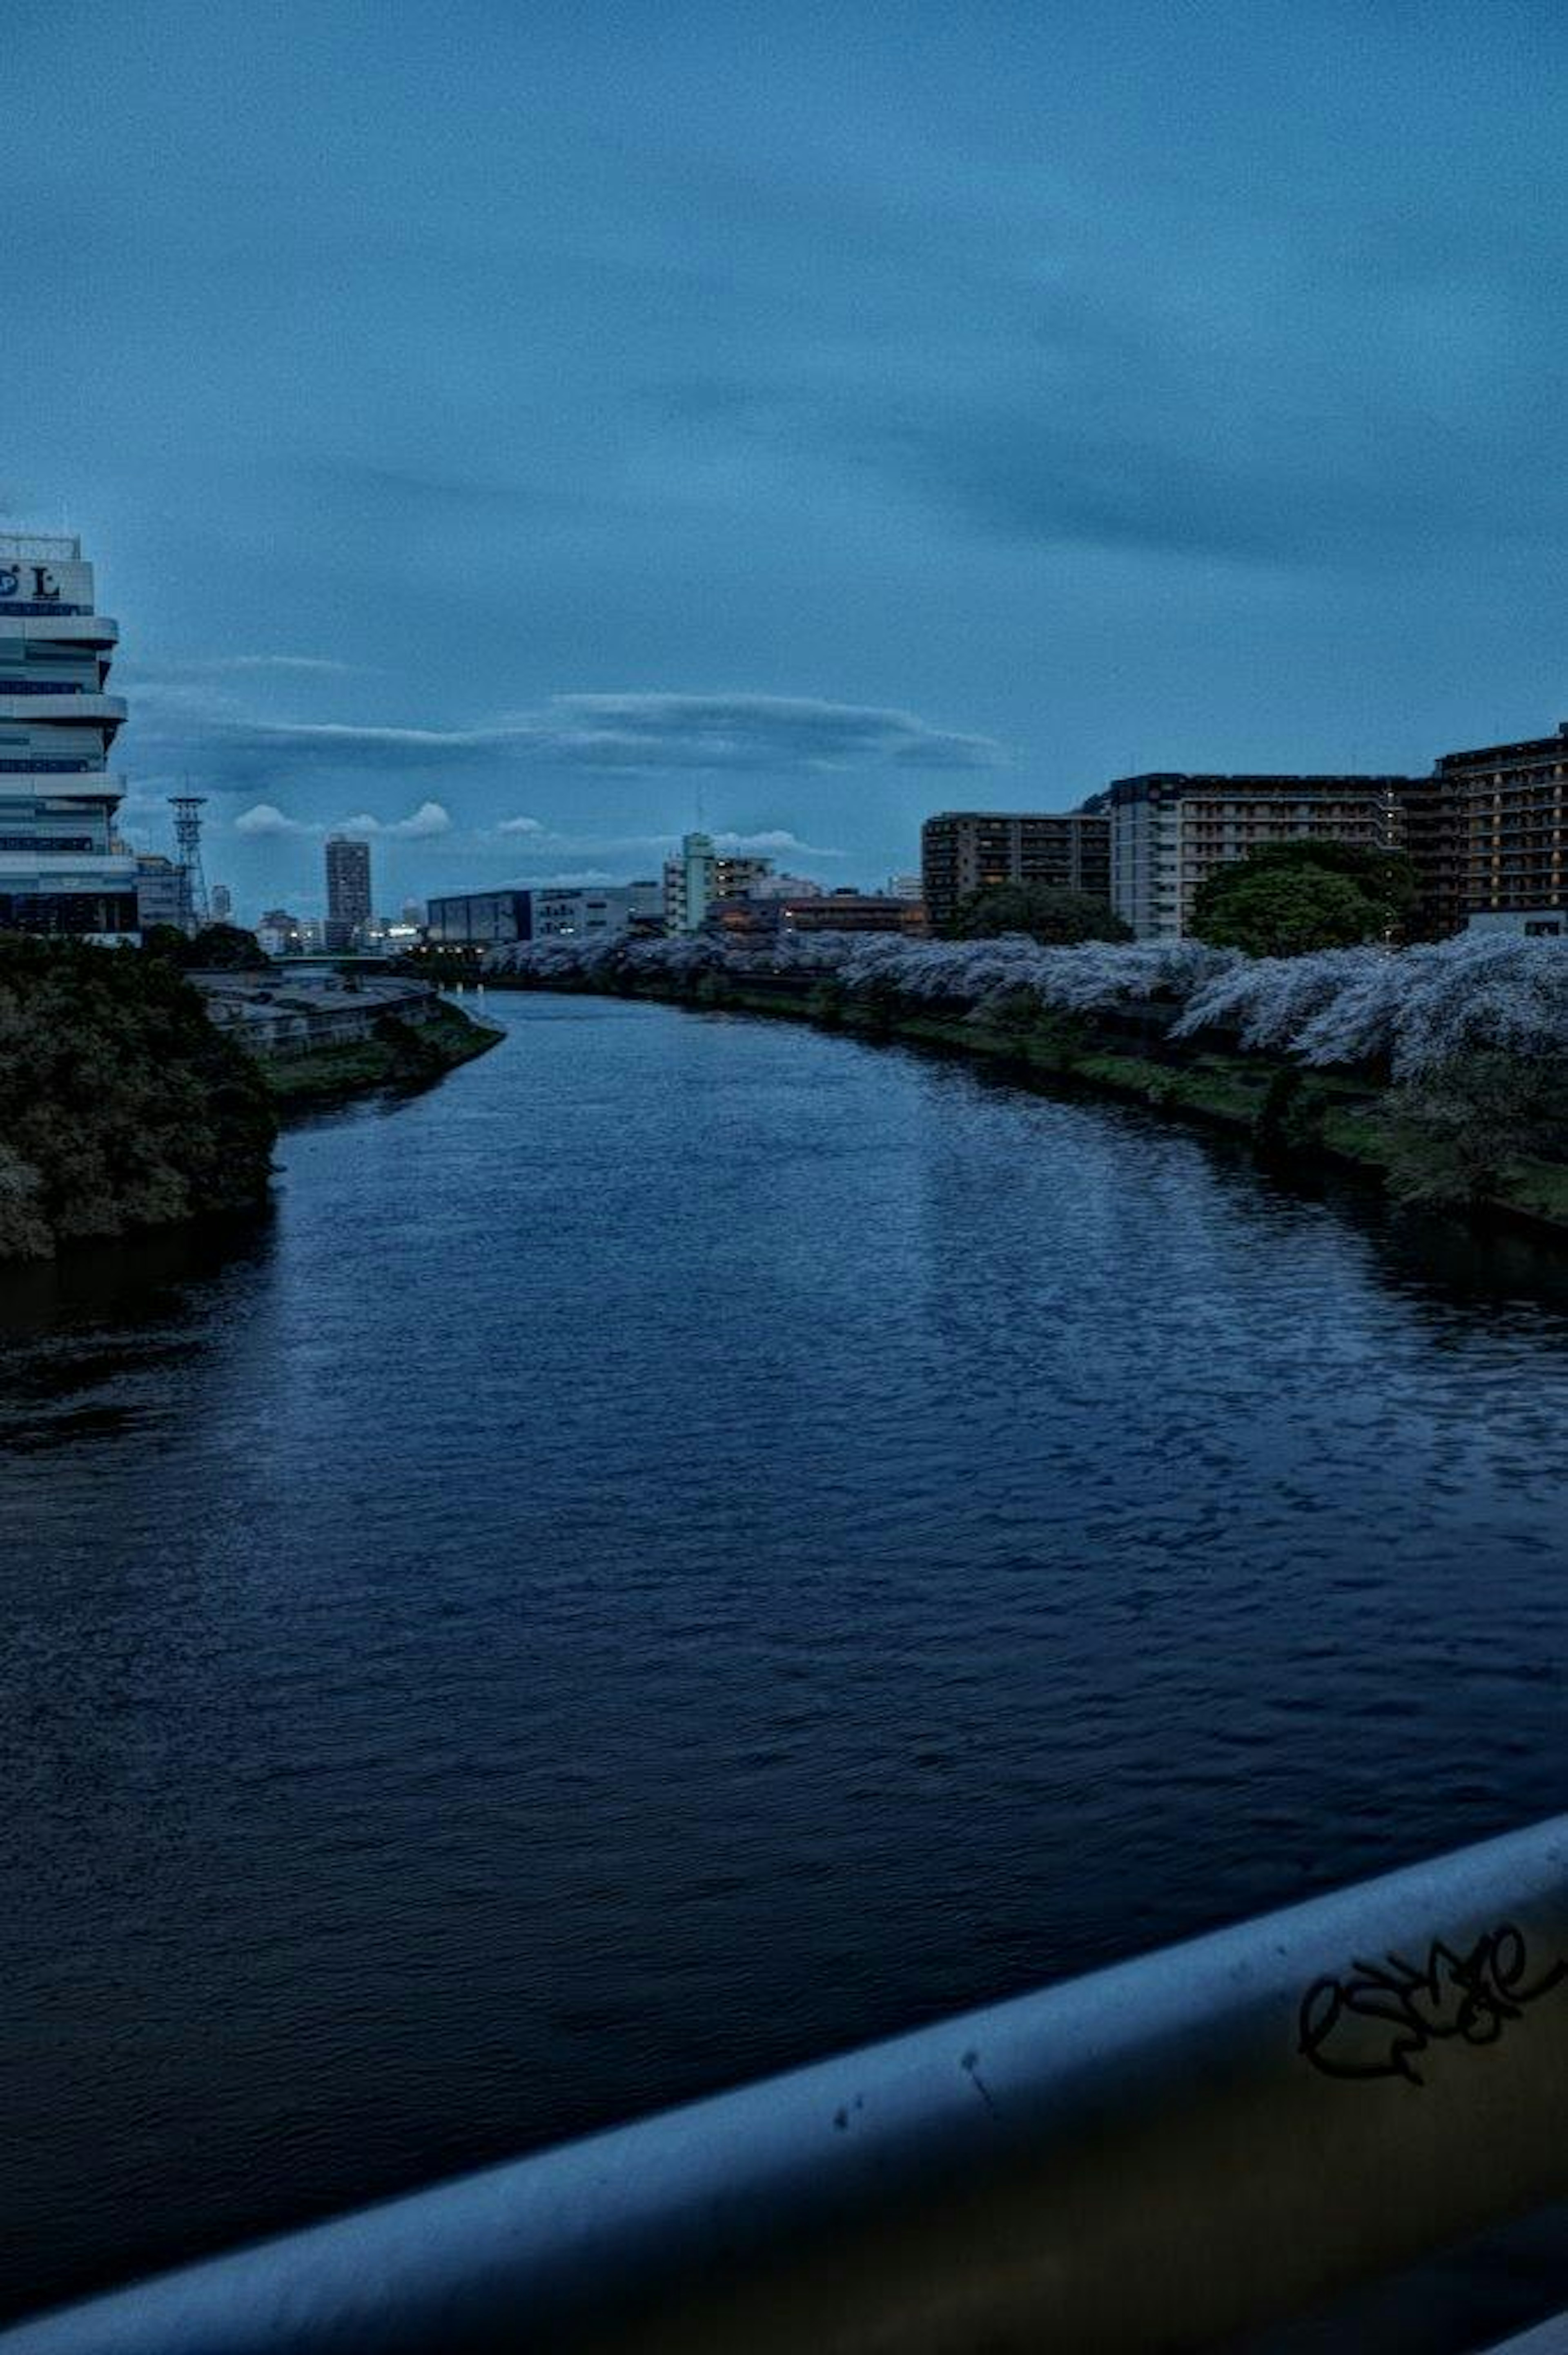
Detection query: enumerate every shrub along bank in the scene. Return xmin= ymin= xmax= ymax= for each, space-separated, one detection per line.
xmin=487 ymin=931 xmax=1568 ymax=1232
xmin=0 ymin=936 xmax=277 ymax=1261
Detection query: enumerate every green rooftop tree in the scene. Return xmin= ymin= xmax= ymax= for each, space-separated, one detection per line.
xmin=1192 ymin=842 xmax=1419 ymax=957
xmin=948 ymin=883 xmax=1131 ymax=946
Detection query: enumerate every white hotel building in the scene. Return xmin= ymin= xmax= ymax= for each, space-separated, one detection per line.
xmin=0 ymin=533 xmax=137 ymax=935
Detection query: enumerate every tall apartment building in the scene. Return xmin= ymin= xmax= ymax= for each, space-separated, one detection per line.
xmin=1106 ymin=773 xmax=1420 ymax=941
xmin=662 ymin=833 xmax=776 ymax=934
xmin=1428 ymin=725 xmax=1568 ymax=937
xmin=425 ymin=881 xmax=662 ymax=949
xmin=0 ymin=533 xmax=137 ymax=935
xmin=324 ymin=834 xmax=372 ymax=950
xmin=920 ymin=808 xmax=1111 ymax=934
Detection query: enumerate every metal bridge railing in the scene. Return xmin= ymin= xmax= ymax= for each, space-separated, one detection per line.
xmin=4 ymin=1814 xmax=1565 ymax=2353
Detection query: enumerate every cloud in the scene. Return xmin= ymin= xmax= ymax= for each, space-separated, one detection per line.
xmin=336 ymin=800 xmax=452 ymax=837
xmin=489 ymin=823 xmax=846 ymax=861
xmin=711 ymin=827 xmax=844 ymax=857
xmin=222 ymin=653 xmax=360 ymax=676
xmin=233 ymin=801 xmax=313 ymax=837
xmin=533 ymin=694 xmax=1008 ymax=774
xmin=231 ymin=798 xmax=452 ymax=838
xmin=127 ymin=654 xmax=362 ymax=685
xmin=135 ymin=691 xmax=1010 ymax=783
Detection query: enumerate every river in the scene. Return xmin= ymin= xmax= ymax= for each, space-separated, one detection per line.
xmin=2 ymin=992 xmax=1566 ymax=2327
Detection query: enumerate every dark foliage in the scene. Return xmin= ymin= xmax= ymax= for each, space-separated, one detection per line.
xmin=0 ymin=937 xmax=276 ymax=1259
xmin=1192 ymin=841 xmax=1419 ymax=956
xmin=143 ymin=921 xmax=270 ymax=970
xmin=948 ymin=883 xmax=1131 ymax=945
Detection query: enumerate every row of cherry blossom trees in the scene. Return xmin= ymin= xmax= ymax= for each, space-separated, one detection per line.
xmin=486 ymin=929 xmax=1568 ymax=1079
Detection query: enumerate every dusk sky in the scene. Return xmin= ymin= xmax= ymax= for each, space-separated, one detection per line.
xmin=9 ymin=0 xmax=1566 ymax=916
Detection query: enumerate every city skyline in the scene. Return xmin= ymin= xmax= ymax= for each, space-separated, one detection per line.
xmin=9 ymin=1 xmax=1567 ymax=911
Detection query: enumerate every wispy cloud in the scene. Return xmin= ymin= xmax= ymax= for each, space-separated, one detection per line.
xmin=222 ymin=653 xmax=361 ymax=676
xmin=134 ymin=689 xmax=1010 ymax=783
xmin=128 ymin=653 xmax=363 ymax=683
xmin=490 ymin=822 xmax=846 ymax=860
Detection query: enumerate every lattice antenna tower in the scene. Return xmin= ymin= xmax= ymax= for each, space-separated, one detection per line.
xmin=169 ymin=792 xmax=210 ymax=928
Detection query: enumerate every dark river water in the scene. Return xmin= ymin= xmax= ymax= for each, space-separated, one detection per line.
xmin=2 ymin=993 xmax=1566 ymax=2328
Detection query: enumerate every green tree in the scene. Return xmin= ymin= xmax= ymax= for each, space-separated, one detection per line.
xmin=949 ymin=883 xmax=1131 ymax=945
xmin=0 ymin=938 xmax=276 ymax=1260
xmin=143 ymin=921 xmax=269 ymax=970
xmin=1192 ymin=842 xmax=1419 ymax=957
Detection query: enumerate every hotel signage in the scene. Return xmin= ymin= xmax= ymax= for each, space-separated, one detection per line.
xmin=0 ymin=558 xmax=94 ymax=609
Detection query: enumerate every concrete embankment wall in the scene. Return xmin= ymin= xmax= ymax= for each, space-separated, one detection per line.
xmin=194 ymin=976 xmax=445 ymax=1061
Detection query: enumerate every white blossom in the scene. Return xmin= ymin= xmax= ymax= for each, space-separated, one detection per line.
xmin=487 ymin=928 xmax=1568 ymax=1073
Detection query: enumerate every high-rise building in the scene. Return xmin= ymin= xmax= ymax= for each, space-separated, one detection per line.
xmin=0 ymin=532 xmax=137 ymax=935
xmin=920 ymin=809 xmax=1111 ymax=935
xmin=1428 ymin=724 xmax=1568 ymax=938
xmin=662 ymin=834 xmax=775 ymax=933
xmin=1105 ymin=773 xmax=1419 ymax=941
xmin=324 ymin=834 xmax=372 ymax=950
xmin=209 ymin=882 xmax=233 ymax=923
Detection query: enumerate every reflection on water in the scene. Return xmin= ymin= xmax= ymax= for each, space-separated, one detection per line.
xmin=2 ymin=994 xmax=1566 ymax=2326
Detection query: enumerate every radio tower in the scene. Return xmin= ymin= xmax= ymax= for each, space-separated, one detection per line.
xmin=169 ymin=792 xmax=209 ymax=929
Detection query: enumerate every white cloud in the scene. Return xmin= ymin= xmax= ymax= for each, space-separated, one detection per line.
xmin=230 ymin=798 xmax=452 ymax=838
xmin=712 ymin=828 xmax=844 ymax=857
xmin=489 ymin=824 xmax=844 ymax=860
xmin=336 ymin=800 xmax=453 ymax=838
xmin=233 ymin=801 xmax=314 ymax=837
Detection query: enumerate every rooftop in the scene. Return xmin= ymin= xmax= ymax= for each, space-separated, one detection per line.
xmin=0 ymin=532 xmax=81 ymax=561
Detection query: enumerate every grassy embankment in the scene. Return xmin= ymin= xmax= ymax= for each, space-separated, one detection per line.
xmin=553 ymin=971 xmax=1568 ymax=1234
xmin=259 ymin=1000 xmax=503 ymax=1110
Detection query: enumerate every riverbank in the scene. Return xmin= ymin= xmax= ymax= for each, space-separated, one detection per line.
xmin=259 ymin=999 xmax=504 ymax=1111
xmin=0 ymin=941 xmax=506 ymax=1261
xmin=495 ymin=963 xmax=1568 ymax=1238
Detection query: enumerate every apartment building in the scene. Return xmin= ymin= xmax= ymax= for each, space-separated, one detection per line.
xmin=920 ymin=807 xmax=1111 ymax=934
xmin=1430 ymin=725 xmax=1568 ymax=936
xmin=661 ymin=834 xmax=778 ymax=934
xmin=1106 ymin=773 xmax=1420 ymax=940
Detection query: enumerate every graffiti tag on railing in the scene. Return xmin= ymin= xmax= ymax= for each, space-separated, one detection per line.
xmin=1298 ymin=1923 xmax=1566 ymax=2086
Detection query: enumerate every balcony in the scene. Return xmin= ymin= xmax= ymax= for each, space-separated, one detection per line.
xmin=0 ymin=694 xmax=126 ymax=727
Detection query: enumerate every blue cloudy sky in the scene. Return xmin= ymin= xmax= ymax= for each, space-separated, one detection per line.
xmin=9 ymin=0 xmax=1566 ymax=915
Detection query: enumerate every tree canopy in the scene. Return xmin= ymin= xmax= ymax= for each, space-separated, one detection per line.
xmin=143 ymin=921 xmax=270 ymax=970
xmin=1191 ymin=841 xmax=1418 ymax=957
xmin=947 ymin=883 xmax=1131 ymax=946
xmin=0 ymin=937 xmax=276 ymax=1259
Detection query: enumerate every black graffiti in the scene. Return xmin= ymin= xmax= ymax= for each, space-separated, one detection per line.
xmin=1298 ymin=1922 xmax=1566 ymax=2086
